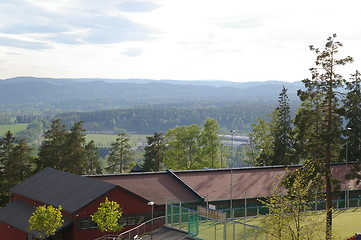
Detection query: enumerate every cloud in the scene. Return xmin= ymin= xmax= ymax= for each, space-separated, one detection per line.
xmin=122 ymin=48 xmax=144 ymax=57
xmin=0 ymin=37 xmax=51 ymax=50
xmin=48 ymin=34 xmax=83 ymax=45
xmin=80 ymin=15 xmax=157 ymax=43
xmin=218 ymin=18 xmax=264 ymax=29
xmin=116 ymin=1 xmax=160 ymax=12
xmin=0 ymin=0 xmax=158 ymax=45
xmin=1 ymin=24 xmax=70 ymax=34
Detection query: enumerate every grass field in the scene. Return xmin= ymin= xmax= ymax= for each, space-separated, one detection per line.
xmin=174 ymin=208 xmax=361 ymax=240
xmin=86 ymin=133 xmax=148 ymax=147
xmin=0 ymin=124 xmax=28 ymax=136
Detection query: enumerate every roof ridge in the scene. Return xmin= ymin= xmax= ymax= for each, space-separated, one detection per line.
xmin=167 ymin=170 xmax=204 ymax=200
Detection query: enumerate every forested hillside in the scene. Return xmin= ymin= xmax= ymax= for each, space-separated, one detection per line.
xmin=56 ymin=101 xmax=299 ymax=134
xmin=0 ymin=77 xmax=302 ymax=113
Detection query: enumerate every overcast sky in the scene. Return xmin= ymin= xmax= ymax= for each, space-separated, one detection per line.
xmin=0 ymin=0 xmax=360 ymax=82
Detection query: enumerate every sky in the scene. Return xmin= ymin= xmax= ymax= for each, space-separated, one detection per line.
xmin=0 ymin=0 xmax=361 ymax=82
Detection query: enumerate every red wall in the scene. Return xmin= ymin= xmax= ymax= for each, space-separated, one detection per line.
xmin=0 ymin=223 xmax=27 ymax=240
xmin=73 ymin=187 xmax=160 ymax=240
xmin=4 ymin=187 xmax=163 ymax=240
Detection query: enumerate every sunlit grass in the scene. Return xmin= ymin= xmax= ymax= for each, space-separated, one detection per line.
xmin=0 ymin=124 xmax=28 ymax=136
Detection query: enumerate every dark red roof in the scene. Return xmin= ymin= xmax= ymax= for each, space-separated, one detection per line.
xmin=90 ymin=171 xmax=202 ymax=205
xmin=92 ymin=163 xmax=361 ymax=203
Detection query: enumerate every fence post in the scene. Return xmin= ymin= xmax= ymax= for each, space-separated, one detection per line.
xmin=179 ymin=202 xmax=182 ymax=229
xmin=215 ymin=223 xmax=217 ymax=240
xmin=166 ymin=202 xmax=168 ymax=225
xmin=223 ymin=221 xmax=227 ymax=240
xmin=171 ymin=205 xmax=174 ymax=227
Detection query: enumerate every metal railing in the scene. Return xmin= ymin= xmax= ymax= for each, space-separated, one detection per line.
xmin=94 ymin=216 xmax=165 ymax=240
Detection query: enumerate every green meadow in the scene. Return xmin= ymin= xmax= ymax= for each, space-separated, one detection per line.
xmin=0 ymin=124 xmax=28 ymax=136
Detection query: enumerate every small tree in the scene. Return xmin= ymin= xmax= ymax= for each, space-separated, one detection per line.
xmin=28 ymin=205 xmax=64 ymax=239
xmin=91 ymin=197 xmax=124 ymax=233
xmin=259 ymin=162 xmax=325 ymax=240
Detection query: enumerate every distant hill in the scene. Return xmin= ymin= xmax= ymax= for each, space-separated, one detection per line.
xmin=0 ymin=77 xmax=303 ymax=109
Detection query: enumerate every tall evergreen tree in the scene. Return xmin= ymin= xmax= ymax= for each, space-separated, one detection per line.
xmin=247 ymin=87 xmax=293 ymax=166
xmin=0 ymin=131 xmax=33 ymax=205
xmin=143 ymin=133 xmax=165 ymax=172
xmin=37 ymin=119 xmax=96 ymax=174
xmin=343 ymin=71 xmax=361 ymax=182
xmin=297 ymin=34 xmax=353 ymax=239
xmin=271 ymin=87 xmax=293 ymax=165
xmin=63 ymin=121 xmax=87 ymax=174
xmin=107 ymin=133 xmax=133 ymax=173
xmin=85 ymin=140 xmax=102 ymax=175
xmin=37 ymin=119 xmax=67 ymax=171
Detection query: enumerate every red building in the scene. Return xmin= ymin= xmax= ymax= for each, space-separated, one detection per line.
xmin=0 ymin=168 xmax=170 ymax=240
xmin=0 ymin=163 xmax=358 ymax=240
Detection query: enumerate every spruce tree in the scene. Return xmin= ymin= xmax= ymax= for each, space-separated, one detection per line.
xmin=0 ymin=131 xmax=33 ymax=205
xmin=63 ymin=121 xmax=87 ymax=174
xmin=37 ymin=119 xmax=67 ymax=171
xmin=343 ymin=71 xmax=361 ymax=182
xmin=271 ymin=86 xmax=293 ymax=165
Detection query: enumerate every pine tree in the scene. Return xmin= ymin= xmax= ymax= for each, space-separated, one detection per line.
xmin=107 ymin=133 xmax=133 ymax=173
xmin=297 ymin=34 xmax=353 ymax=239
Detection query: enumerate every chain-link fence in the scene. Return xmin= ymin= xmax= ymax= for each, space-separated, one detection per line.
xmin=166 ymin=203 xmax=265 ymax=240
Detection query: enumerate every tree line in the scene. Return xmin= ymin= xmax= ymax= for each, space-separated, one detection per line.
xmin=0 ymin=117 xmax=226 ymax=206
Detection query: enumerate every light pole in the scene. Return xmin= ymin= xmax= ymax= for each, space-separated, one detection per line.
xmin=230 ymin=130 xmax=235 ymax=219
xmin=147 ymin=201 xmax=154 ymax=240
xmin=346 ymin=127 xmax=352 ymax=208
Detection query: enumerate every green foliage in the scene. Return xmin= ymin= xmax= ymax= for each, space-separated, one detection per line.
xmin=37 ymin=119 xmax=100 ymax=174
xmin=201 ymin=118 xmax=222 ymax=168
xmin=91 ymin=197 xmax=123 ymax=233
xmin=164 ymin=124 xmax=202 ymax=170
xmin=259 ymin=163 xmax=325 ymax=240
xmin=37 ymin=119 xmax=67 ymax=171
xmin=343 ymin=71 xmax=361 ymax=167
xmin=57 ymin=102 xmax=279 ymax=134
xmin=28 ymin=205 xmax=64 ymax=239
xmin=107 ymin=133 xmax=133 ymax=173
xmin=0 ymin=131 xmax=33 ymax=206
xmin=143 ymin=133 xmax=165 ymax=171
xmin=85 ymin=140 xmax=102 ymax=174
xmin=297 ymin=34 xmax=353 ymax=240
xmin=247 ymin=87 xmax=294 ymax=166
xmin=164 ymin=118 xmax=223 ymax=170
